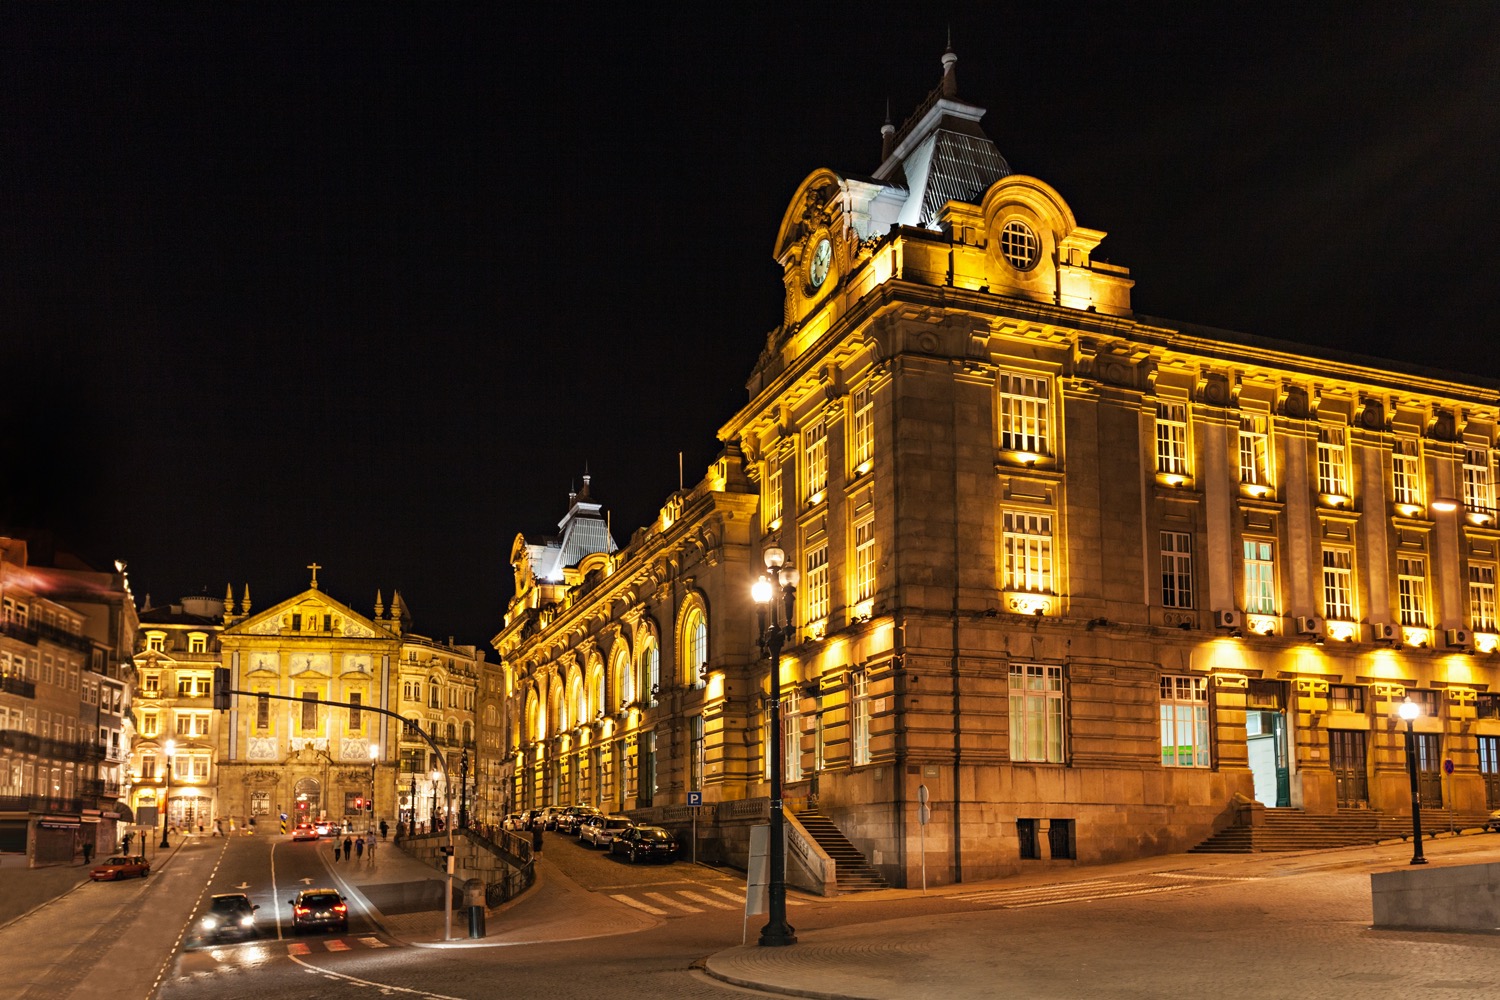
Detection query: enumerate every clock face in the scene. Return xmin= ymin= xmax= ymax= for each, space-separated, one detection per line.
xmin=809 ymin=237 xmax=832 ymax=289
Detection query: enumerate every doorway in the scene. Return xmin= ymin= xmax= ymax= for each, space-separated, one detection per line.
xmin=1245 ymin=680 xmax=1290 ymax=807
xmin=1328 ymin=729 xmax=1368 ymax=807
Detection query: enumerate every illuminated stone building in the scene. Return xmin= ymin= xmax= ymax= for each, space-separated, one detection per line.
xmin=498 ymin=47 xmax=1500 ymax=886
xmin=175 ymin=571 xmax=484 ymax=833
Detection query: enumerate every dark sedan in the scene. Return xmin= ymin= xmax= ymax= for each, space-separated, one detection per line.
xmin=200 ymin=893 xmax=259 ymax=941
xmin=609 ymin=825 xmax=679 ymax=863
xmin=288 ymin=888 xmax=348 ymax=934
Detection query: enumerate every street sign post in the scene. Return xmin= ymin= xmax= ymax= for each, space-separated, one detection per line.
xmin=917 ymin=784 xmax=930 ymax=894
xmin=687 ymin=791 xmax=702 ymax=864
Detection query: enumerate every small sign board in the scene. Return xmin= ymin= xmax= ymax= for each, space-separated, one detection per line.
xmin=1443 ymin=758 xmax=1455 ymax=775
xmin=687 ymin=791 xmax=703 ymax=807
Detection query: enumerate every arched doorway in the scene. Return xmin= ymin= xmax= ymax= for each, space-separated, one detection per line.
xmin=293 ymin=777 xmax=321 ymax=822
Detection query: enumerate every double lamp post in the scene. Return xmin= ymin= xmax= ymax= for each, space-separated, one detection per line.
xmin=752 ymin=545 xmax=798 ymax=947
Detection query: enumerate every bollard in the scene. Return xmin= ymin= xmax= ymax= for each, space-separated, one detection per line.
xmin=464 ymin=878 xmax=486 ymax=939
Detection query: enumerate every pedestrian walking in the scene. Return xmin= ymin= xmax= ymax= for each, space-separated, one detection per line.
xmin=355 ymin=835 xmax=364 ymax=860
xmin=333 ymin=840 xmax=342 ymax=861
xmin=343 ymin=834 xmax=353 ymax=861
xmin=366 ymin=831 xmax=376 ymax=860
xmin=81 ymin=840 xmax=94 ymax=864
xmin=531 ymin=824 xmax=543 ymax=853
xmin=379 ymin=819 xmax=388 ymax=840
xmin=212 ymin=819 xmax=222 ymax=837
xmin=121 ymin=832 xmax=133 ymax=853
xmin=248 ymin=816 xmax=257 ymax=835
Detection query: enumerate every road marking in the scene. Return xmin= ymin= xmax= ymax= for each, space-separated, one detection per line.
xmin=1148 ymin=871 xmax=1261 ymax=881
xmin=643 ymin=891 xmax=702 ymax=913
xmin=707 ymin=887 xmax=745 ymax=904
xmin=287 ymin=942 xmax=311 ymax=955
xmin=679 ymin=890 xmax=735 ymax=910
xmin=324 ymin=939 xmax=351 ymax=951
xmin=1006 ymin=884 xmax=1188 ymax=908
xmin=609 ymin=894 xmax=668 ymax=915
xmin=358 ymin=936 xmax=389 ymax=948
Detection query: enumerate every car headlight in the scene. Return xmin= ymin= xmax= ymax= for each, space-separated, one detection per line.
xmin=201 ymin=917 xmax=219 ymax=929
xmin=239 ymin=915 xmax=254 ymax=927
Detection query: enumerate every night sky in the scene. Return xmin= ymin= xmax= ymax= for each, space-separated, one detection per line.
xmin=7 ymin=4 xmax=1500 ymax=647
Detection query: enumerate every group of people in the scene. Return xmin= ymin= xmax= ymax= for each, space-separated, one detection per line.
xmin=331 ymin=830 xmax=377 ymax=862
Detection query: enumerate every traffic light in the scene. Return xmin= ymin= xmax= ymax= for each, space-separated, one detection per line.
xmin=354 ymin=797 xmax=364 ymax=810
xmin=212 ymin=667 xmax=232 ymax=710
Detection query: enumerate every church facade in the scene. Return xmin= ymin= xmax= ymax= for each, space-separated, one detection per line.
xmin=497 ymin=47 xmax=1500 ymax=886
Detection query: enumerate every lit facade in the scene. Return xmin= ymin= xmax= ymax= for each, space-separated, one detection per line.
xmin=498 ymin=48 xmax=1500 ymax=885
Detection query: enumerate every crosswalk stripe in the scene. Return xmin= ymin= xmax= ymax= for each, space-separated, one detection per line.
xmin=643 ymin=891 xmax=702 ymax=913
xmin=324 ymin=939 xmax=350 ymax=951
xmin=679 ymin=890 xmax=735 ymax=910
xmin=357 ymin=936 xmax=388 ymax=948
xmin=1005 ymin=884 xmax=1187 ymax=909
xmin=610 ymin=894 xmax=668 ymax=916
xmin=707 ymin=887 xmax=745 ymax=904
xmin=954 ymin=879 xmax=1139 ymax=903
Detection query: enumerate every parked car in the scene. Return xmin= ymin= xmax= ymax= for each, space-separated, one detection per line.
xmin=578 ymin=815 xmax=632 ymax=848
xmin=501 ymin=813 xmax=527 ymax=831
xmin=556 ymin=806 xmax=601 ymax=835
xmin=315 ymin=819 xmax=342 ymax=837
xmin=609 ymin=825 xmax=679 ymax=864
xmin=1488 ymin=808 xmax=1500 ymax=833
xmin=90 ymin=855 xmax=150 ymax=880
xmin=288 ymin=888 xmax=348 ymax=934
xmin=200 ymin=893 xmax=259 ymax=941
xmin=534 ymin=806 xmax=564 ymax=831
xmin=291 ymin=823 xmax=319 ymax=841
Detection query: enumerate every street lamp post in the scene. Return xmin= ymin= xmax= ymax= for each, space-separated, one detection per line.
xmin=368 ymin=744 xmax=379 ymax=833
xmin=408 ymin=775 xmax=416 ymax=832
xmin=1398 ymin=699 xmax=1428 ymax=865
xmin=159 ymin=739 xmax=176 ymax=849
xmin=459 ymin=748 xmax=469 ymax=830
xmin=752 ymin=545 xmax=798 ymax=948
xmin=430 ymin=769 xmax=440 ymax=831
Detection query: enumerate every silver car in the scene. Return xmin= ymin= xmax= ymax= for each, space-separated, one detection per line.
xmin=579 ymin=815 xmax=632 ymax=848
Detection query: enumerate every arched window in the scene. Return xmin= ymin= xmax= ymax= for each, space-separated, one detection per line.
xmin=637 ymin=636 xmax=660 ymax=703
xmin=681 ymin=604 xmax=708 ymax=688
xmin=527 ymin=688 xmax=546 ymax=742
xmin=612 ymin=644 xmax=634 ymax=710
xmin=570 ymin=674 xmax=586 ymax=730
xmin=445 ymin=721 xmax=456 ymax=742
xmin=586 ymin=660 xmax=604 ymax=722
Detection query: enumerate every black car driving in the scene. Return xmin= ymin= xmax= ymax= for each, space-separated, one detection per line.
xmin=288 ymin=888 xmax=348 ymax=934
xmin=200 ymin=893 xmax=259 ymax=941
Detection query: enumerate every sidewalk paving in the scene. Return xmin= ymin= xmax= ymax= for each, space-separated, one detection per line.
xmin=0 ymin=833 xmax=183 ymax=930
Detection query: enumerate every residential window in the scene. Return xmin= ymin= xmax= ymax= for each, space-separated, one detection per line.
xmin=175 ymin=712 xmax=209 ymax=737
xmin=998 ymin=372 xmax=1051 ymax=455
xmin=689 ymin=715 xmax=704 ymax=793
xmin=1003 ymin=511 xmax=1053 ymax=593
xmin=782 ymin=697 xmax=802 ymax=783
xmin=683 ymin=607 xmax=708 ymax=687
xmin=766 ymin=467 xmax=783 ymax=527
xmin=1464 ymin=446 xmax=1495 ymax=514
xmin=1409 ymin=688 xmax=1440 ymax=718
xmin=140 ymin=753 xmax=156 ymax=781
xmin=851 ymin=384 xmax=874 ymax=472
xmin=1008 ymin=663 xmax=1064 ymax=764
xmin=1160 ymin=531 xmax=1193 ymax=609
xmin=852 ymin=511 xmax=876 ymax=603
xmin=1398 ymin=556 xmax=1427 ymax=627
xmin=638 ymin=639 xmax=660 ymax=702
xmin=1477 ymin=694 xmax=1500 ymax=721
xmin=140 ymin=711 xmax=158 ymax=737
xmin=187 ymin=633 xmax=207 ymax=654
xmin=1244 ymin=540 xmax=1276 ymax=615
xmin=1322 ymin=548 xmax=1354 ymax=621
xmin=348 ymin=692 xmax=362 ymax=732
xmin=1317 ymin=425 xmax=1348 ymax=495
xmin=1160 ymin=675 xmax=1210 ymax=768
xmin=804 ymin=418 xmax=828 ymax=500
xmin=1156 ymin=400 xmax=1190 ymax=476
xmin=301 ymin=691 xmax=318 ymax=732
xmin=142 ymin=672 xmax=159 ymax=696
xmin=1329 ymin=685 xmax=1365 ymax=714
xmin=805 ymin=543 xmax=830 ymax=621
xmin=851 ymin=673 xmax=871 ymax=766
xmin=1470 ymin=564 xmax=1497 ymax=633
xmin=178 ymin=673 xmax=210 ymax=698
xmin=146 ymin=634 xmax=166 ymax=652
xmin=1238 ymin=413 xmax=1271 ymax=486
xmin=1392 ymin=439 xmax=1421 ymax=505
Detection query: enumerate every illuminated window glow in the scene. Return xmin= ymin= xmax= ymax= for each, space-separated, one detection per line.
xmin=1003 ymin=511 xmax=1053 ymax=593
xmin=1160 ymin=675 xmax=1210 ymax=768
xmin=1322 ymin=548 xmax=1354 ymax=622
xmin=1156 ymin=401 xmax=1190 ymax=476
xmin=804 ymin=418 xmax=827 ymax=501
xmin=998 ymin=372 xmax=1051 ymax=455
xmin=851 ymin=384 xmax=874 ymax=471
xmin=1464 ymin=446 xmax=1495 ymax=515
xmin=1009 ymin=663 xmax=1064 ymax=763
xmin=1317 ymin=425 xmax=1348 ymax=496
xmin=1398 ymin=556 xmax=1427 ymax=627
xmin=1160 ymin=531 xmax=1193 ymax=609
xmin=1238 ymin=413 xmax=1271 ymax=487
xmin=1393 ymin=439 xmax=1421 ymax=506
xmin=805 ymin=543 xmax=830 ymax=622
xmin=852 ymin=510 xmax=876 ymax=603
xmin=1471 ymin=564 xmax=1497 ymax=633
xmin=1243 ymin=539 xmax=1276 ymax=615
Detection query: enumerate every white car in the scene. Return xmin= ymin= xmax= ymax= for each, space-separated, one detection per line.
xmin=579 ymin=815 xmax=632 ymax=848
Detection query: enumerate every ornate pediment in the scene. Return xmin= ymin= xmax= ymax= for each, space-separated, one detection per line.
xmin=340 ymin=654 xmax=373 ymax=676
xmin=288 ymin=654 xmax=332 ymax=677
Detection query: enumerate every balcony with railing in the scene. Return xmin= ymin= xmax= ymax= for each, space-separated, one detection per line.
xmin=0 ymin=675 xmax=36 ymax=699
xmin=0 ymin=729 xmax=108 ymax=762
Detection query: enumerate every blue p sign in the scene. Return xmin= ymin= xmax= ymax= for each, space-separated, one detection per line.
xmin=687 ymin=791 xmax=702 ymax=807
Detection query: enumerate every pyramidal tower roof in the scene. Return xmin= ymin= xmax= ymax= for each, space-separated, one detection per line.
xmin=870 ymin=43 xmax=1011 ymax=230
xmin=526 ymin=475 xmax=618 ymax=583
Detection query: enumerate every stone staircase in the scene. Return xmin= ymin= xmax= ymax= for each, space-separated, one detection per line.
xmin=1190 ymin=807 xmax=1494 ymax=854
xmin=792 ymin=808 xmax=890 ymax=891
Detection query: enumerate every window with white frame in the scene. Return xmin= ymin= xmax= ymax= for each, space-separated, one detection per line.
xmin=1008 ymin=663 xmax=1064 ymax=763
xmin=1243 ymin=540 xmax=1276 ymax=614
xmin=1156 ymin=400 xmax=1190 ymax=475
xmin=140 ymin=711 xmax=159 ymax=737
xmin=1463 ymin=446 xmax=1495 ymax=514
xmin=146 ymin=633 xmax=166 ymax=652
xmin=852 ymin=510 xmax=876 ymax=603
xmin=689 ymin=715 xmax=704 ymax=792
xmin=1317 ymin=425 xmax=1348 ymax=495
xmin=805 ymin=543 xmax=830 ymax=621
xmin=804 ymin=418 xmax=828 ymax=500
xmin=851 ymin=384 xmax=874 ymax=471
xmin=1160 ymin=531 xmax=1193 ymax=609
xmin=187 ymin=633 xmax=207 ymax=654
xmin=1322 ymin=548 xmax=1355 ymax=621
xmin=682 ymin=607 xmax=708 ymax=687
xmin=998 ymin=372 xmax=1051 ymax=455
xmin=1238 ymin=413 xmax=1271 ymax=486
xmin=1160 ymin=675 xmax=1210 ymax=767
xmin=1470 ymin=564 xmax=1497 ymax=633
xmin=1392 ymin=439 xmax=1421 ymax=505
xmin=782 ymin=697 xmax=802 ymax=783
xmin=851 ymin=672 xmax=871 ymax=766
xmin=1003 ymin=511 xmax=1053 ymax=592
xmin=1398 ymin=556 xmax=1427 ymax=626
xmin=766 ymin=466 xmax=783 ymax=527
xmin=142 ymin=672 xmax=159 ymax=696
xmin=175 ymin=711 xmax=210 ymax=737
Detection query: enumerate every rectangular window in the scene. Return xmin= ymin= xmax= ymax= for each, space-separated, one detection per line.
xmin=140 ymin=754 xmax=156 ymax=781
xmin=1392 ymin=439 xmax=1421 ymax=505
xmin=256 ymin=692 xmax=270 ymax=731
xmin=689 ymin=715 xmax=704 ymax=793
xmin=767 ymin=467 xmax=783 ymax=527
xmin=804 ymin=418 xmax=828 ymax=500
xmin=1464 ymin=446 xmax=1495 ymax=514
xmin=142 ymin=673 xmax=159 ymax=696
xmin=1322 ymin=548 xmax=1354 ymax=621
xmin=188 ymin=634 xmax=207 ymax=654
xmin=192 ymin=755 xmax=210 ymax=779
xmin=998 ymin=372 xmax=1051 ymax=455
xmin=1008 ymin=664 xmax=1064 ymax=763
xmin=1003 ymin=511 xmax=1053 ymax=593
xmin=140 ymin=711 xmax=158 ymax=737
xmin=805 ymin=543 xmax=830 ymax=621
xmin=851 ymin=673 xmax=871 ymax=766
xmin=782 ymin=697 xmax=802 ymax=783
xmin=1409 ymin=688 xmax=1440 ymax=717
xmin=1471 ymin=564 xmax=1498 ymax=633
xmin=348 ymin=692 xmax=362 ymax=732
xmin=1016 ymin=818 xmax=1040 ymax=860
xmin=301 ymin=691 xmax=318 ymax=732
xmin=1160 ymin=675 xmax=1210 ymax=767
xmin=1398 ymin=556 xmax=1427 ymax=626
xmin=1329 ymin=684 xmax=1365 ymax=714
xmin=852 ymin=510 xmax=876 ymax=603
xmin=1244 ymin=540 xmax=1276 ymax=614
xmin=851 ymin=384 xmax=874 ymax=471
xmin=1160 ymin=531 xmax=1193 ymax=609
xmin=1317 ymin=425 xmax=1348 ymax=495
xmin=146 ymin=634 xmax=165 ymax=652
xmin=1238 ymin=413 xmax=1271 ymax=486
xmin=1477 ymin=694 xmax=1500 ymax=721
xmin=1156 ymin=401 xmax=1190 ymax=475
xmin=1048 ymin=819 xmax=1077 ymax=860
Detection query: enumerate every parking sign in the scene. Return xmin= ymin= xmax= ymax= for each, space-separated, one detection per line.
xmin=687 ymin=791 xmax=702 ymax=807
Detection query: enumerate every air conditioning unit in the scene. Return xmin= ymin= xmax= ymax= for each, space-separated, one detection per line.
xmin=1213 ymin=609 xmax=1243 ymax=630
xmin=1370 ymin=622 xmax=1398 ymax=642
xmin=1295 ymin=615 xmax=1326 ymax=636
xmin=1446 ymin=628 xmax=1474 ymax=651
